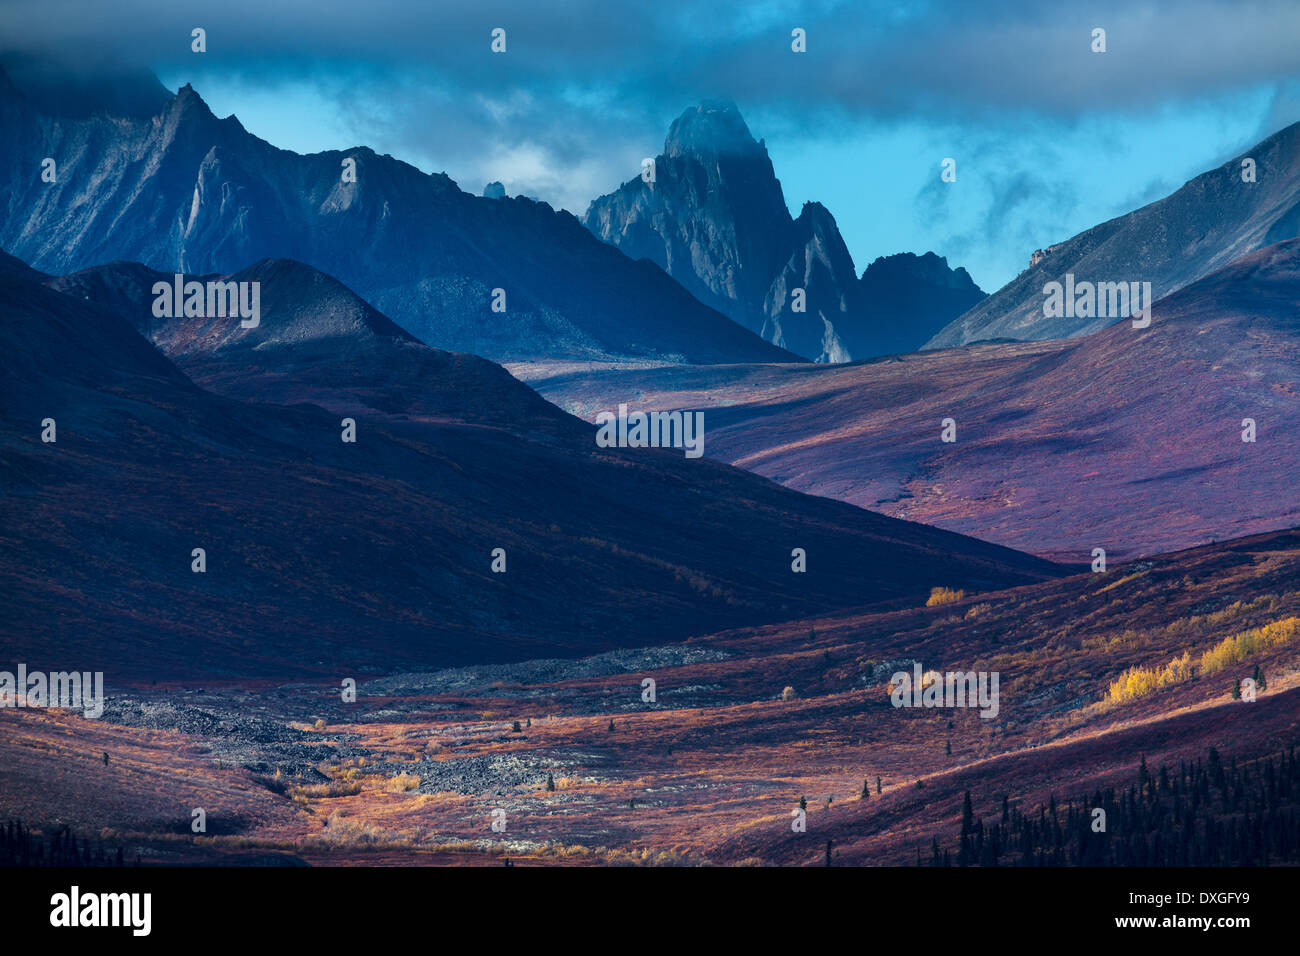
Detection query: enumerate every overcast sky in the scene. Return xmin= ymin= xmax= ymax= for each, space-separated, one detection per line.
xmin=4 ymin=0 xmax=1299 ymax=289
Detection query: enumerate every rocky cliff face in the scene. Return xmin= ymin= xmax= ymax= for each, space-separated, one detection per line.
xmin=585 ymin=101 xmax=983 ymax=361
xmin=856 ymin=252 xmax=985 ymax=357
xmin=761 ymin=202 xmax=860 ymax=361
xmin=584 ymin=102 xmax=791 ymax=333
xmin=0 ymin=66 xmax=793 ymax=365
xmin=925 ymin=120 xmax=1300 ymax=349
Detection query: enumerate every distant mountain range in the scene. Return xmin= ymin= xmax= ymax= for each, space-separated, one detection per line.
xmin=584 ymin=101 xmax=985 ymax=362
xmin=48 ymin=257 xmax=565 ymax=431
xmin=858 ymin=252 xmax=989 ymax=358
xmin=528 ymin=238 xmax=1300 ymax=562
xmin=926 ymin=119 xmax=1300 ymax=348
xmin=0 ymin=248 xmax=1061 ymax=676
xmin=0 ymin=64 xmax=793 ymax=366
xmin=4 ymin=53 xmax=1296 ymax=653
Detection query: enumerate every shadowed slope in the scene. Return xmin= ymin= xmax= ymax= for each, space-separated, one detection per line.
xmin=527 ymin=239 xmax=1300 ymax=561
xmin=2 ymin=256 xmax=1063 ymax=678
xmin=927 ymin=120 xmax=1300 ymax=348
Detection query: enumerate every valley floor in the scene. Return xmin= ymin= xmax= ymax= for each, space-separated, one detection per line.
xmin=5 ymin=529 xmax=1300 ymax=866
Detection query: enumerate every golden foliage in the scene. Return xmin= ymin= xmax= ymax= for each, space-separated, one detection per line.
xmin=1098 ymin=571 xmax=1147 ymax=594
xmin=291 ymin=781 xmax=363 ymax=799
xmin=1200 ymin=616 xmax=1299 ymax=675
xmin=384 ymin=773 xmax=422 ymax=793
xmin=926 ymin=587 xmax=965 ymax=607
xmin=1106 ymin=651 xmax=1194 ymax=704
xmin=1105 ymin=616 xmax=1299 ymax=705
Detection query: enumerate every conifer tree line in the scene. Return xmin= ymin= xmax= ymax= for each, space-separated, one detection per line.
xmin=0 ymin=818 xmax=130 ymax=867
xmin=922 ymin=744 xmax=1300 ymax=866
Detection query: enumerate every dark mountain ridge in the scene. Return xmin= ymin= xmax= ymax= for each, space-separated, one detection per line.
xmin=584 ymin=101 xmax=985 ymax=362
xmin=926 ymin=119 xmax=1300 ymax=348
xmin=528 ymin=238 xmax=1300 ymax=562
xmin=0 ymin=64 xmax=793 ymax=366
xmin=1 ymin=249 xmax=1063 ymax=677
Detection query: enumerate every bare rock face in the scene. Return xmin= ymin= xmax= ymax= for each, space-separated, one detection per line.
xmin=926 ymin=121 xmax=1300 ymax=349
xmin=856 ymin=252 xmax=985 ymax=357
xmin=586 ymin=101 xmax=846 ymax=360
xmin=762 ymin=202 xmax=860 ymax=362
xmin=585 ymin=102 xmax=792 ymax=335
xmin=585 ymin=101 xmax=982 ymax=362
xmin=0 ymin=65 xmax=790 ymax=366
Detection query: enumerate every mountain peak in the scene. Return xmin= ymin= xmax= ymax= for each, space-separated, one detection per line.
xmin=231 ymin=256 xmax=417 ymax=338
xmin=796 ymin=201 xmax=837 ymax=228
xmin=664 ymin=100 xmax=764 ymax=159
xmin=155 ymin=80 xmax=221 ymax=132
xmin=862 ymin=251 xmax=983 ymax=294
xmin=4 ymin=78 xmax=788 ymax=366
xmin=172 ymin=82 xmax=208 ymax=110
xmin=587 ymin=104 xmax=985 ymax=363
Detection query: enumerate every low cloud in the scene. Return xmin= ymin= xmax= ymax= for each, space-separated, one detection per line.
xmin=4 ymin=0 xmax=1298 ymax=272
xmin=4 ymin=0 xmax=1298 ymax=120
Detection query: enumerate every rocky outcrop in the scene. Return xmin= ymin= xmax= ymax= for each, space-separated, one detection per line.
xmin=586 ymin=101 xmax=983 ymax=361
xmin=0 ymin=65 xmax=792 ymax=365
xmin=926 ymin=120 xmax=1300 ymax=348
